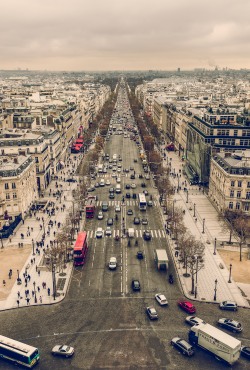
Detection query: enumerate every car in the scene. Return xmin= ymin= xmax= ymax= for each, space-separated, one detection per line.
xmin=218 ymin=318 xmax=242 ymax=333
xmin=125 ymin=184 xmax=131 ymax=189
xmin=112 ymin=167 xmax=117 ymax=172
xmin=65 ymin=178 xmax=77 ymax=183
xmin=95 ymin=228 xmax=104 ymax=238
xmin=109 ymin=192 xmax=115 ymax=199
xmin=141 ymin=182 xmax=146 ymax=188
xmin=115 ymin=205 xmax=121 ymax=212
xmin=131 ymin=183 xmax=136 ymax=189
xmin=111 ymin=173 xmax=117 ymax=178
xmin=134 ymin=158 xmax=138 ymax=163
xmin=130 ymin=166 xmax=134 ymax=171
xmin=87 ymin=186 xmax=95 ymax=192
xmin=97 ymin=211 xmax=104 ymax=220
xmin=106 ymin=180 xmax=111 ymax=186
xmin=147 ymin=200 xmax=153 ymax=207
xmin=103 ymin=168 xmax=107 ymax=173
xmin=131 ymin=279 xmax=140 ymax=291
xmin=137 ymin=251 xmax=144 ymax=259
xmin=146 ymin=306 xmax=158 ymax=320
xmin=155 ymin=294 xmax=168 ymax=306
xmin=178 ymin=301 xmax=196 ymax=314
xmin=105 ymin=227 xmax=112 ymax=236
xmin=116 ymin=177 xmax=121 ymax=183
xmin=219 ymin=301 xmax=238 ymax=311
xmin=126 ymin=193 xmax=131 ymax=198
xmin=109 ymin=187 xmax=115 ymax=193
xmin=130 ymin=174 xmax=135 ymax=179
xmin=51 ymin=344 xmax=74 ymax=357
xmin=145 ymin=174 xmax=150 ymax=180
xmin=143 ymin=230 xmax=151 ymax=241
xmin=125 ymin=168 xmax=129 ymax=172
xmin=109 ymin=164 xmax=113 ymax=169
xmin=185 ymin=316 xmax=205 ymax=326
xmin=109 ymin=257 xmax=117 ymax=270
xmin=171 ymin=337 xmax=194 ymax=357
xmin=95 ymin=182 xmax=99 ymax=188
xmin=107 ymin=218 xmax=113 ymax=226
xmin=143 ymin=190 xmax=149 ymax=196
xmin=241 ymin=346 xmax=250 ymax=360
xmin=141 ymin=218 xmax=148 ymax=225
xmin=134 ymin=217 xmax=140 ymax=225
xmin=127 ymin=209 xmax=133 ymax=215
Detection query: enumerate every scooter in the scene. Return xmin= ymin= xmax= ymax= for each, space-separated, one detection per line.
xmin=169 ymin=274 xmax=174 ymax=284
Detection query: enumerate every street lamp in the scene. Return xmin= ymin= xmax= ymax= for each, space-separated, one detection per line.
xmin=17 ymin=269 xmax=21 ymax=285
xmin=32 ymin=238 xmax=35 ymax=255
xmin=186 ymin=190 xmax=189 ymax=203
xmin=52 ymin=262 xmax=57 ymax=300
xmin=214 ymin=279 xmax=218 ymax=301
xmin=228 ymin=263 xmax=232 ymax=283
xmin=202 ymin=218 xmax=205 ymax=233
xmin=213 ymin=238 xmax=217 ymax=255
xmin=41 ymin=217 xmax=45 ymax=239
xmin=33 ymin=281 xmax=37 ymax=303
xmin=193 ymin=203 xmax=196 ymax=217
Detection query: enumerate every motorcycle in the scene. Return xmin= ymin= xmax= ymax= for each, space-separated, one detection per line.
xmin=115 ymin=235 xmax=120 ymax=242
xmin=169 ymin=274 xmax=174 ymax=284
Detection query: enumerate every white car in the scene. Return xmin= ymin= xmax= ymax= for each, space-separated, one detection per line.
xmin=97 ymin=211 xmax=104 ymax=220
xmin=185 ymin=316 xmax=205 ymax=326
xmin=112 ymin=173 xmax=117 ymax=178
xmin=155 ymin=294 xmax=168 ymax=306
xmin=51 ymin=344 xmax=74 ymax=357
xmin=95 ymin=228 xmax=104 ymax=238
xmin=109 ymin=257 xmax=117 ymax=270
xmin=115 ymin=205 xmax=121 ymax=212
xmin=116 ymin=177 xmax=121 ymax=183
xmin=106 ymin=180 xmax=111 ymax=186
xmin=105 ymin=227 xmax=112 ymax=236
xmin=131 ymin=183 xmax=136 ymax=189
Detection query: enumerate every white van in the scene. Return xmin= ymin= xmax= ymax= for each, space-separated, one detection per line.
xmin=100 ymin=179 xmax=105 ymax=187
xmin=116 ymin=184 xmax=121 ymax=193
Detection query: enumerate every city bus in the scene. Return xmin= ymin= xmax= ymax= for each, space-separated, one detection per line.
xmin=85 ymin=196 xmax=96 ymax=218
xmin=0 ymin=335 xmax=40 ymax=368
xmin=73 ymin=231 xmax=88 ymax=266
xmin=138 ymin=193 xmax=147 ymax=211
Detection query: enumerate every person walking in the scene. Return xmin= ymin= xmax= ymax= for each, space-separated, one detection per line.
xmin=47 ymin=288 xmax=50 ymax=296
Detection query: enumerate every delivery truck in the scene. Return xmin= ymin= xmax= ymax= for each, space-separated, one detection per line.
xmin=189 ymin=323 xmax=241 ymax=365
xmin=154 ymin=249 xmax=169 ymax=270
xmin=128 ymin=228 xmax=135 ymax=238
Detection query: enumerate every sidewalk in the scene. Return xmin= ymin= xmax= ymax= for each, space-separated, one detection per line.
xmin=0 ymin=154 xmax=83 ymax=311
xmin=161 ymin=148 xmax=249 ymax=308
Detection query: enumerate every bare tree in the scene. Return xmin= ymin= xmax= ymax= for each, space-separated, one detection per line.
xmin=186 ymin=239 xmax=205 ymax=294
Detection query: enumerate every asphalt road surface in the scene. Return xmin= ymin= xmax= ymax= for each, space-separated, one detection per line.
xmin=0 ymin=85 xmax=249 ymax=370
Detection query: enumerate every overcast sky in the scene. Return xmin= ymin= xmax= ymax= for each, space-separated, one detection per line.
xmin=1 ymin=0 xmax=250 ymax=71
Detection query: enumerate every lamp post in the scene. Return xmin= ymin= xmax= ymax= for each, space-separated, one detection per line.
xmin=17 ymin=269 xmax=21 ymax=285
xmin=214 ymin=279 xmax=218 ymax=301
xmin=41 ymin=217 xmax=45 ymax=239
xmin=52 ymin=262 xmax=57 ymax=300
xmin=193 ymin=203 xmax=196 ymax=217
xmin=186 ymin=190 xmax=189 ymax=203
xmin=228 ymin=263 xmax=232 ymax=283
xmin=202 ymin=218 xmax=205 ymax=233
xmin=33 ymin=281 xmax=37 ymax=303
xmin=213 ymin=238 xmax=217 ymax=255
xmin=32 ymin=238 xmax=35 ymax=255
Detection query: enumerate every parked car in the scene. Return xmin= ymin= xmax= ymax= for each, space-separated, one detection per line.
xmin=219 ymin=301 xmax=238 ymax=311
xmin=137 ymin=251 xmax=144 ymax=259
xmin=107 ymin=218 xmax=113 ymax=226
xmin=134 ymin=217 xmax=140 ymax=225
xmin=141 ymin=182 xmax=146 ymax=188
xmin=241 ymin=346 xmax=250 ymax=360
xmin=141 ymin=218 xmax=148 ymax=225
xmin=109 ymin=192 xmax=115 ymax=199
xmin=131 ymin=279 xmax=140 ymax=291
xmin=51 ymin=344 xmax=74 ymax=357
xmin=127 ymin=209 xmax=133 ymax=215
xmin=130 ymin=174 xmax=135 ymax=179
xmin=170 ymin=337 xmax=194 ymax=357
xmin=178 ymin=301 xmax=196 ymax=314
xmin=185 ymin=316 xmax=205 ymax=326
xmin=155 ymin=294 xmax=168 ymax=306
xmin=218 ymin=318 xmax=242 ymax=333
xmin=66 ymin=178 xmax=77 ymax=183
xmin=146 ymin=306 xmax=158 ymax=320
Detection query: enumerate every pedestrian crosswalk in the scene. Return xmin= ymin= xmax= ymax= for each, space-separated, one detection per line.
xmin=87 ymin=229 xmax=167 ymax=239
xmin=95 ymin=200 xmax=157 ymax=207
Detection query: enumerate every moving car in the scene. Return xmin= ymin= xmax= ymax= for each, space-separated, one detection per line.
xmin=155 ymin=294 xmax=168 ymax=306
xmin=131 ymin=279 xmax=140 ymax=291
xmin=109 ymin=192 xmax=115 ymax=199
xmin=115 ymin=205 xmax=121 ymax=212
xmin=105 ymin=180 xmax=111 ymax=186
xmin=178 ymin=300 xmax=196 ymax=314
xmin=127 ymin=209 xmax=133 ymax=215
xmin=147 ymin=200 xmax=153 ymax=207
xmin=108 ymin=257 xmax=117 ymax=270
xmin=65 ymin=178 xmax=77 ymax=183
xmin=51 ymin=345 xmax=74 ymax=357
xmin=185 ymin=316 xmax=205 ymax=326
xmin=97 ymin=211 xmax=104 ymax=220
xmin=143 ymin=230 xmax=152 ymax=241
xmin=105 ymin=227 xmax=112 ymax=237
xmin=170 ymin=338 xmax=194 ymax=357
xmin=125 ymin=184 xmax=131 ymax=189
xmin=137 ymin=251 xmax=144 ymax=259
xmin=131 ymin=183 xmax=136 ymax=189
xmin=107 ymin=218 xmax=113 ymax=226
xmin=146 ymin=306 xmax=158 ymax=320
xmin=218 ymin=318 xmax=242 ymax=333
xmin=241 ymin=346 xmax=250 ymax=360
xmin=141 ymin=218 xmax=148 ymax=225
xmin=219 ymin=301 xmax=238 ymax=311
xmin=95 ymin=228 xmax=104 ymax=238
xmin=126 ymin=193 xmax=131 ymax=198
xmin=134 ymin=217 xmax=140 ymax=225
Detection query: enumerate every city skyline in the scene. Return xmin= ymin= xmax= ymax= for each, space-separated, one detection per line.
xmin=1 ymin=0 xmax=250 ymax=71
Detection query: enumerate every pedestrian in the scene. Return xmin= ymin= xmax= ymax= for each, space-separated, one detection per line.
xmin=38 ymin=270 xmax=40 ymax=277
xmin=28 ymin=274 xmax=31 ymax=282
xmin=47 ymin=288 xmax=50 ymax=296
xmin=17 ymin=300 xmax=20 ymax=307
xmin=17 ymin=291 xmax=20 ymax=298
xmin=26 ymin=298 xmax=30 ymax=305
xmin=37 ymin=286 xmax=40 ymax=293
xmin=39 ymin=296 xmax=42 ymax=303
xmin=175 ymin=250 xmax=179 ymax=257
xmin=36 ymin=265 xmax=38 ymax=272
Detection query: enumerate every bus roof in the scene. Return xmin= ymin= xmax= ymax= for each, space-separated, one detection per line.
xmin=0 ymin=335 xmax=37 ymax=355
xmin=74 ymin=232 xmax=87 ymax=250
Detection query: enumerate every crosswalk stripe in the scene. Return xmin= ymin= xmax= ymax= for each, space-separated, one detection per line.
xmin=87 ymin=229 xmax=166 ymax=239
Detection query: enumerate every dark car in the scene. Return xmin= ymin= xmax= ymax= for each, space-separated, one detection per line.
xmin=126 ymin=193 xmax=131 ymax=198
xmin=171 ymin=337 xmax=194 ymax=357
xmin=109 ymin=187 xmax=115 ymax=193
xmin=134 ymin=217 xmax=140 ymax=225
xmin=132 ymin=193 xmax=137 ymax=199
xmin=134 ymin=159 xmax=138 ymax=163
xmin=241 ymin=346 xmax=250 ymax=360
xmin=107 ymin=218 xmax=113 ymax=226
xmin=132 ymin=279 xmax=140 ymax=291
xmin=143 ymin=230 xmax=151 ymax=241
xmin=137 ymin=251 xmax=144 ymax=259
xmin=125 ymin=184 xmax=131 ymax=189
xmin=127 ymin=209 xmax=133 ymax=215
xmin=66 ymin=178 xmax=77 ymax=183
xmin=146 ymin=306 xmax=158 ymax=320
xmin=130 ymin=174 xmax=135 ymax=179
xmin=141 ymin=218 xmax=148 ymax=225
xmin=109 ymin=192 xmax=115 ymax=199
xmin=141 ymin=182 xmax=146 ymax=188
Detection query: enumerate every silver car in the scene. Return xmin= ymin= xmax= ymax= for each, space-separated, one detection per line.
xmin=51 ymin=344 xmax=74 ymax=357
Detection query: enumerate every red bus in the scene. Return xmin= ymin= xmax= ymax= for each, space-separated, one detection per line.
xmin=73 ymin=232 xmax=88 ymax=266
xmin=85 ymin=196 xmax=96 ymax=218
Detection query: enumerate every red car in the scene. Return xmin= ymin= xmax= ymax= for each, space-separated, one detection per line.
xmin=178 ymin=301 xmax=196 ymax=314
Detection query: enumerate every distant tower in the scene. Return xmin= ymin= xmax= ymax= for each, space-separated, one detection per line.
xmin=177 ymin=68 xmax=181 ymax=73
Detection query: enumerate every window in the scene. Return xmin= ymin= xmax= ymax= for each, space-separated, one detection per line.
xmin=4 ymin=183 xmax=9 ymax=189
xmin=229 ymin=202 xmax=233 ymax=209
xmin=230 ymin=190 xmax=234 ymax=198
xmin=6 ymin=193 xmax=10 ymax=200
xmin=231 ymin=181 xmax=235 ymax=187
xmin=13 ymin=193 xmax=17 ymax=199
xmin=12 ymin=183 xmax=16 ymax=189
xmin=244 ymin=203 xmax=250 ymax=211
xmin=248 ymin=182 xmax=250 ymax=188
xmin=236 ymin=202 xmax=240 ymax=210
xmin=238 ymin=181 xmax=242 ymax=188
xmin=246 ymin=192 xmax=250 ymax=200
xmin=237 ymin=191 xmax=241 ymax=198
